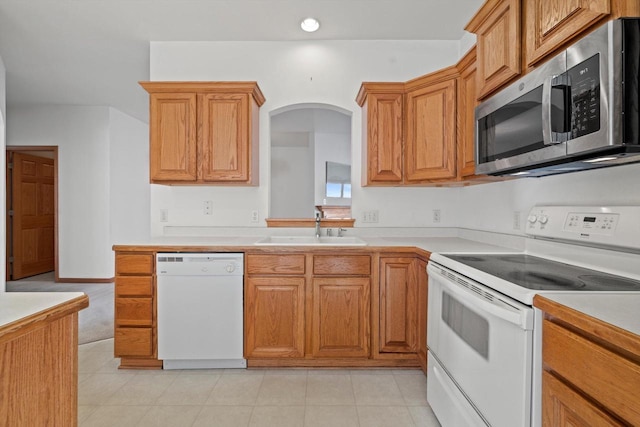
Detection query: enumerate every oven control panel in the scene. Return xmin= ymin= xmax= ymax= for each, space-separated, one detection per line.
xmin=526 ymin=205 xmax=640 ymax=250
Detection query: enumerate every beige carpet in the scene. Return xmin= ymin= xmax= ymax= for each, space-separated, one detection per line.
xmin=6 ymin=272 xmax=114 ymax=344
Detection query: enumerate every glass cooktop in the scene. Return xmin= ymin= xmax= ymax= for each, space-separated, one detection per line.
xmin=443 ymin=254 xmax=640 ymax=291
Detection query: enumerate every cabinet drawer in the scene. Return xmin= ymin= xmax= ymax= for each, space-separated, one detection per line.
xmin=313 ymin=255 xmax=371 ymax=275
xmin=543 ymin=319 xmax=640 ymax=424
xmin=114 ymin=327 xmax=153 ymax=357
xmin=246 ymin=254 xmax=306 ymax=275
xmin=116 ymin=253 xmax=154 ymax=275
xmin=115 ymin=298 xmax=153 ymax=326
xmin=116 ymin=276 xmax=153 ymax=296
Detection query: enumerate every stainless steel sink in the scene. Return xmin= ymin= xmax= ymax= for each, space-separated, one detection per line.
xmin=254 ymin=236 xmax=367 ymax=246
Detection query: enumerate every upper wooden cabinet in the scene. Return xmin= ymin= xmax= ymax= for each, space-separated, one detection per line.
xmin=356 ymin=83 xmax=404 ymax=185
xmin=466 ymin=0 xmax=521 ymax=100
xmin=357 ymin=68 xmax=457 ymax=185
xmin=405 ymin=68 xmax=457 ymax=182
xmin=456 ymin=47 xmax=480 ymax=179
xmin=525 ymin=0 xmax=610 ymax=67
xmin=140 ymin=82 xmax=265 ymax=185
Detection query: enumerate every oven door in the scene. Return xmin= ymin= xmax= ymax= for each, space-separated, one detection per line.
xmin=427 ymin=261 xmax=534 ymax=427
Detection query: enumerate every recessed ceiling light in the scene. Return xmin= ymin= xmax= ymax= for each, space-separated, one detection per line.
xmin=301 ymin=18 xmax=320 ymax=32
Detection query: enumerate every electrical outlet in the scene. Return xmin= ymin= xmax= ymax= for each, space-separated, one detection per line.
xmin=433 ymin=209 xmax=441 ymax=223
xmin=362 ymin=210 xmax=379 ymax=223
xmin=251 ymin=210 xmax=259 ymax=223
xmin=513 ymin=211 xmax=521 ymax=230
xmin=160 ymin=209 xmax=169 ymax=222
xmin=203 ymin=201 xmax=213 ymax=215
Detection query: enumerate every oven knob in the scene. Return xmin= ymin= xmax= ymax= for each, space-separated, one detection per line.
xmin=539 ymin=215 xmax=549 ymax=224
xmin=527 ymin=214 xmax=538 ymax=223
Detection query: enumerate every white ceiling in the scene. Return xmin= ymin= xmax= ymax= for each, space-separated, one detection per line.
xmin=0 ymin=0 xmax=482 ymax=123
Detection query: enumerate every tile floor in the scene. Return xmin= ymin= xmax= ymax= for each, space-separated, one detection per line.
xmin=78 ymin=339 xmax=441 ymax=427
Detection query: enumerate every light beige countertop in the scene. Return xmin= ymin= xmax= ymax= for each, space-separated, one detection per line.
xmin=0 ymin=292 xmax=87 ymax=330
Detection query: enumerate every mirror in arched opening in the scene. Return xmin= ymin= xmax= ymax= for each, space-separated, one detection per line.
xmin=270 ymin=104 xmax=352 ymax=220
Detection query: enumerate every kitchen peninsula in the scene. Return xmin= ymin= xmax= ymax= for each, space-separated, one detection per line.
xmin=0 ymin=292 xmax=89 ymax=426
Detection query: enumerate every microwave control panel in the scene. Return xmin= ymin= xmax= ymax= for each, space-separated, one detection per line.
xmin=526 ymin=205 xmax=640 ymax=251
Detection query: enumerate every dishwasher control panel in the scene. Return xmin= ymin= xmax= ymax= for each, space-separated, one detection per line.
xmin=156 ymin=253 xmax=244 ymax=276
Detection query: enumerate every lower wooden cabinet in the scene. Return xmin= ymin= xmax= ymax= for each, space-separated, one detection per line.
xmin=114 ymin=251 xmax=161 ymax=369
xmin=379 ymin=257 xmax=418 ymax=353
xmin=417 ymin=259 xmax=428 ymax=373
xmin=244 ymin=277 xmax=305 ymax=358
xmin=312 ymin=277 xmax=370 ymax=358
xmin=536 ymin=296 xmax=640 ymax=426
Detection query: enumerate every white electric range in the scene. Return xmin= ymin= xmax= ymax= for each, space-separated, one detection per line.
xmin=426 ymin=205 xmax=640 ymax=427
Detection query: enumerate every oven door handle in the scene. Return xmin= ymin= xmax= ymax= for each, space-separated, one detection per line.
xmin=437 ymin=276 xmax=531 ymax=329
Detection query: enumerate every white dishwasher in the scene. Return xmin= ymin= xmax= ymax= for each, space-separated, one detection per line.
xmin=157 ymin=253 xmax=245 ymax=369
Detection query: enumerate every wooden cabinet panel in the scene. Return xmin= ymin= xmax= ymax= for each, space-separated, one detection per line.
xmin=313 ymin=255 xmax=371 ymax=276
xmin=543 ymin=319 xmax=640 ymax=424
xmin=115 ymin=276 xmax=153 ymax=296
xmin=417 ymin=258 xmax=428 ymax=372
xmin=405 ymin=78 xmax=457 ymax=181
xmin=525 ymin=0 xmax=610 ymax=67
xmin=542 ymin=371 xmax=622 ymax=427
xmin=141 ymin=81 xmax=264 ymax=185
xmin=312 ymin=277 xmax=370 ymax=358
xmin=379 ymin=257 xmax=418 ymax=353
xmin=466 ymin=0 xmax=521 ymax=99
xmin=246 ymin=254 xmax=306 ymax=275
xmin=198 ymin=93 xmax=252 ymax=182
xmin=114 ymin=328 xmax=153 ymax=357
xmin=245 ymin=277 xmax=305 ymax=358
xmin=456 ymin=47 xmax=480 ymax=179
xmin=115 ymin=298 xmax=153 ymax=326
xmin=115 ymin=253 xmax=154 ymax=275
xmin=148 ymin=92 xmax=198 ymax=182
xmin=357 ymin=85 xmax=404 ymax=184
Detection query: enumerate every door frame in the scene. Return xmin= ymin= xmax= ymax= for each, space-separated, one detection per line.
xmin=6 ymin=146 xmax=59 ymax=282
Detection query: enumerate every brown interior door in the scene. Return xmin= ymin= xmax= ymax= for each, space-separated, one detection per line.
xmin=9 ymin=152 xmax=55 ymax=279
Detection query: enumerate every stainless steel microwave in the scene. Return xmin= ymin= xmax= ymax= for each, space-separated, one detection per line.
xmin=475 ymin=18 xmax=640 ymax=177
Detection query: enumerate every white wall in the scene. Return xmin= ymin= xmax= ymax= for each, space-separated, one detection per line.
xmin=314 ymin=132 xmax=351 ymax=206
xmin=109 ymin=107 xmax=150 ymax=245
xmin=457 ymin=163 xmax=640 ymax=234
xmin=0 ymin=55 xmax=6 ymax=291
xmin=7 ymin=105 xmax=149 ymax=278
xmin=150 ymin=40 xmax=461 ymax=234
xmin=271 ymin=143 xmax=315 ymax=218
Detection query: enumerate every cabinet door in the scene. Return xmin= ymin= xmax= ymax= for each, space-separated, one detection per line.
xmin=149 ymin=92 xmax=197 ymax=182
xmin=525 ymin=0 xmax=610 ymax=67
xmin=466 ymin=0 xmax=521 ymax=99
xmin=312 ymin=277 xmax=370 ymax=358
xmin=245 ymin=277 xmax=305 ymax=358
xmin=405 ymin=78 xmax=457 ymax=182
xmin=542 ymin=371 xmax=623 ymax=427
xmin=379 ymin=257 xmax=418 ymax=353
xmin=198 ymin=93 xmax=252 ymax=182
xmin=364 ymin=91 xmax=404 ymax=184
xmin=456 ymin=47 xmax=479 ymax=179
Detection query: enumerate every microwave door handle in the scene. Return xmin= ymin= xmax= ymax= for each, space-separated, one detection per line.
xmin=543 ymin=74 xmax=572 ymax=145
xmin=541 ymin=76 xmax=555 ymax=145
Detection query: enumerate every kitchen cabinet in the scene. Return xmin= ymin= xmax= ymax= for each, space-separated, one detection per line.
xmin=378 ymin=256 xmax=418 ymax=353
xmin=524 ymin=0 xmax=610 ymax=67
xmin=416 ymin=258 xmax=428 ymax=373
xmin=405 ymin=68 xmax=458 ymax=182
xmin=140 ymin=81 xmax=265 ymax=185
xmin=312 ymin=255 xmax=371 ymax=358
xmin=455 ymin=47 xmax=482 ymax=180
xmin=356 ymin=83 xmax=404 ymax=185
xmin=535 ymin=295 xmax=640 ymax=426
xmin=114 ymin=252 xmax=162 ymax=369
xmin=244 ymin=253 xmax=306 ymax=358
xmin=465 ymin=0 xmax=521 ymax=100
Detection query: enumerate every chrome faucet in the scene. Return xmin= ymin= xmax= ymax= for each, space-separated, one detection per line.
xmin=315 ymin=212 xmax=321 ymax=238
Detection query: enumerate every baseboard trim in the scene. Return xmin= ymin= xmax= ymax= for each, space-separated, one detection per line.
xmin=56 ymin=277 xmax=115 ymax=284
